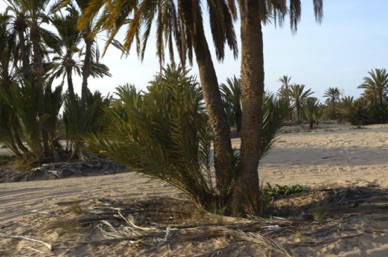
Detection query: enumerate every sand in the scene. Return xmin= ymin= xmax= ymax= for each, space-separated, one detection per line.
xmin=0 ymin=124 xmax=387 ymax=256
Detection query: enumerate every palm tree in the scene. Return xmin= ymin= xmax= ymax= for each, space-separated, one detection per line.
xmin=358 ymin=68 xmax=388 ymax=108
xmin=86 ymin=66 xmax=220 ymax=208
xmin=288 ymin=84 xmax=314 ymax=124
xmin=4 ymin=0 xmax=63 ymax=160
xmin=77 ymin=0 xmax=238 ymax=195
xmin=278 ymin=75 xmax=292 ymax=98
xmin=278 ymin=75 xmax=292 ymax=121
xmin=54 ymin=0 xmax=112 ymax=113
xmin=305 ymin=97 xmax=320 ymax=129
xmin=233 ymin=0 xmax=324 ymax=214
xmin=220 ymin=76 xmax=242 ymax=133
xmin=50 ymin=7 xmax=83 ymax=101
xmin=323 ymin=87 xmax=341 ymax=119
xmin=337 ymin=96 xmax=369 ymax=125
xmin=0 ymin=14 xmax=29 ymax=156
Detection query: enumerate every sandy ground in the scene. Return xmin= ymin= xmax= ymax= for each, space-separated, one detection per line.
xmin=0 ymin=124 xmax=387 ymax=256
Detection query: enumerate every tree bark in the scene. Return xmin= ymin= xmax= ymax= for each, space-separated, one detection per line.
xmin=31 ymin=24 xmax=50 ymax=160
xmin=81 ymin=26 xmax=92 ymax=114
xmin=233 ymin=0 xmax=264 ymax=215
xmin=66 ymin=64 xmax=76 ymax=101
xmin=189 ymin=13 xmax=233 ymax=196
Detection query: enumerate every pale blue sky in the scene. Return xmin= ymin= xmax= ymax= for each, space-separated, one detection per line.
xmin=1 ymin=1 xmax=387 ymax=101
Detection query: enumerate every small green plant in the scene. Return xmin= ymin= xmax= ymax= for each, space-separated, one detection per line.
xmin=265 ymin=183 xmax=307 ymax=205
xmin=352 ymin=125 xmax=367 ymax=130
xmin=51 ymin=220 xmax=80 ymax=234
xmin=312 ymin=203 xmax=328 ymax=222
xmin=69 ymin=202 xmax=83 ymax=215
xmin=0 ymin=154 xmax=14 ymax=166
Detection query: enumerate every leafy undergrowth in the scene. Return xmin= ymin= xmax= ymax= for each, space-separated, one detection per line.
xmin=2 ymin=186 xmax=386 ymax=256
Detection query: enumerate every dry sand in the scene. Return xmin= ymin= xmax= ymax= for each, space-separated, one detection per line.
xmin=0 ymin=124 xmax=387 ymax=256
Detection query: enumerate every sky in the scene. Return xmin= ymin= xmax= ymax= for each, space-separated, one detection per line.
xmin=1 ymin=0 xmax=387 ymax=101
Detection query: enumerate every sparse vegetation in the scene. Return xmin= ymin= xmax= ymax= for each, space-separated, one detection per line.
xmin=265 ymin=183 xmax=307 ymax=205
xmin=352 ymin=125 xmax=368 ymax=130
xmin=312 ymin=203 xmax=329 ymax=222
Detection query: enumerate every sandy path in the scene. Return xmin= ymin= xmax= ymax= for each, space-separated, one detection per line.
xmin=258 ymin=124 xmax=388 ymax=188
xmin=0 ymin=173 xmax=181 ymax=224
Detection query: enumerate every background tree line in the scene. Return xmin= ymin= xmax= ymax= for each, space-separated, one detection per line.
xmin=273 ymin=69 xmax=388 ymax=129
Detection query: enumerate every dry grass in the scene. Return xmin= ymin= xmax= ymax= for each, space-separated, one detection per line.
xmin=1 ymin=186 xmax=384 ymax=256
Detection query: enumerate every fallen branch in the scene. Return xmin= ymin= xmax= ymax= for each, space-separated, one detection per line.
xmin=0 ymin=232 xmax=52 ymax=251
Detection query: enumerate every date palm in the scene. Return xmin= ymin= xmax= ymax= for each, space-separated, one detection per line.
xmin=50 ymin=6 xmax=111 ymax=99
xmin=86 ymin=66 xmax=221 ymax=208
xmin=4 ymin=0 xmax=62 ymax=160
xmin=54 ymin=0 xmax=112 ymax=113
xmin=323 ymin=87 xmax=341 ymax=119
xmin=278 ymin=75 xmax=292 ymax=121
xmin=77 ymin=0 xmax=238 ymax=195
xmin=358 ymin=68 xmax=388 ymax=108
xmin=288 ymin=84 xmax=314 ymax=124
xmin=50 ymin=8 xmax=83 ymax=101
xmin=305 ymin=97 xmax=320 ymax=129
xmin=0 ymin=15 xmax=29 ymax=156
xmin=278 ymin=75 xmax=292 ymax=99
xmin=234 ymin=0 xmax=323 ymax=214
xmin=221 ymin=76 xmax=242 ymax=132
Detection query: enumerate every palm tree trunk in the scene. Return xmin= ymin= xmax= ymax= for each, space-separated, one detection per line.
xmin=81 ymin=26 xmax=92 ymax=114
xmin=233 ymin=0 xmax=263 ymax=215
xmin=16 ymin=27 xmax=31 ymax=81
xmin=378 ymin=87 xmax=383 ymax=107
xmin=236 ymin=107 xmax=242 ymax=132
xmin=31 ymin=24 xmax=50 ymax=160
xmin=66 ymin=66 xmax=76 ymax=101
xmin=12 ymin=122 xmax=29 ymax=154
xmin=190 ymin=14 xmax=233 ymax=195
xmin=296 ymin=99 xmax=300 ymax=124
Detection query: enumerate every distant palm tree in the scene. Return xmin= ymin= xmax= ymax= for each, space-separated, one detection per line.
xmin=358 ymin=68 xmax=388 ymax=107
xmin=278 ymin=75 xmax=292 ymax=121
xmin=305 ymin=97 xmax=320 ymax=129
xmin=337 ymin=96 xmax=368 ymax=125
xmin=220 ymin=76 xmax=242 ymax=132
xmin=278 ymin=75 xmax=292 ymax=98
xmin=51 ymin=6 xmax=111 ymax=101
xmin=55 ymin=0 xmax=113 ymax=113
xmin=323 ymin=87 xmax=341 ymax=119
xmin=288 ymin=84 xmax=314 ymax=124
xmin=4 ymin=0 xmax=62 ymax=160
xmin=0 ymin=15 xmax=29 ymax=156
xmin=50 ymin=8 xmax=83 ymax=101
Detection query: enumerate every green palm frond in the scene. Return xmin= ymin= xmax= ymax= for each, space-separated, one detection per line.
xmin=260 ymin=92 xmax=290 ymax=158
xmin=85 ymin=66 xmax=223 ymax=206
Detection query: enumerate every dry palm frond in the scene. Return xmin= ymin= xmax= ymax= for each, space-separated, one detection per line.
xmin=0 ymin=232 xmax=52 ymax=251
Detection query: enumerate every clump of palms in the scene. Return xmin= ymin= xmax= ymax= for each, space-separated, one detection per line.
xmin=358 ymin=68 xmax=388 ymax=123
xmin=336 ymin=96 xmax=368 ymax=125
xmin=86 ymin=66 xmax=235 ymax=210
xmin=0 ymin=1 xmax=113 ymax=165
xmin=86 ymin=66 xmax=288 ymax=214
xmin=358 ymin=69 xmax=388 ymax=108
